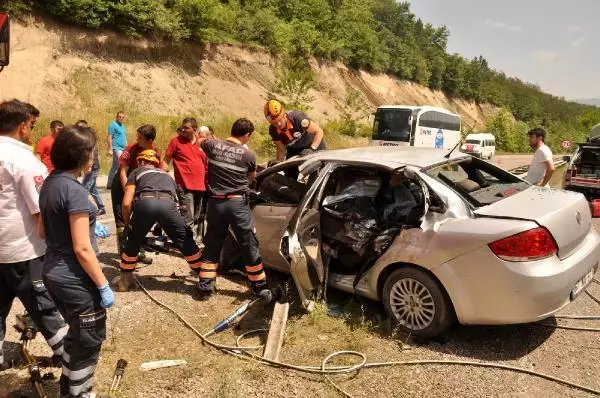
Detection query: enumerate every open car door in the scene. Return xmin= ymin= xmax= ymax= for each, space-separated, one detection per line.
xmin=283 ymin=161 xmax=333 ymax=310
xmin=0 ymin=12 xmax=9 ymax=70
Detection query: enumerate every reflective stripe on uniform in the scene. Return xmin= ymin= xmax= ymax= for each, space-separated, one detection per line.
xmin=121 ymin=253 xmax=137 ymax=262
xmin=135 ymin=168 xmax=168 ymax=183
xmin=246 ymin=263 xmax=266 ymax=282
xmin=208 ymin=158 xmax=248 ymax=173
xmin=247 ymin=273 xmax=266 ymax=282
xmin=62 ymin=363 xmax=96 ymax=381
xmin=197 ymin=262 xmax=218 ymax=279
xmin=47 ymin=324 xmax=68 ymax=347
xmin=120 ymin=253 xmax=137 ymax=271
xmin=119 ymin=262 xmax=136 ymax=271
xmin=245 ymin=264 xmax=263 ymax=273
xmin=185 ymin=252 xmax=201 ymax=264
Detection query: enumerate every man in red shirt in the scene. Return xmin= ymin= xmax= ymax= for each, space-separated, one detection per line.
xmin=35 ymin=120 xmax=63 ymax=173
xmin=165 ymin=118 xmax=208 ymax=243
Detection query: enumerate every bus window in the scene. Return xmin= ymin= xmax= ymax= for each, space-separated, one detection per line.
xmin=372 ymin=108 xmax=412 ymax=142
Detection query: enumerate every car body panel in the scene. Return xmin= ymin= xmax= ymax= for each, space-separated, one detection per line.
xmin=253 ymin=203 xmax=296 ymax=272
xmin=474 ymin=187 xmax=592 ymax=259
xmin=434 ymin=229 xmax=600 ymax=324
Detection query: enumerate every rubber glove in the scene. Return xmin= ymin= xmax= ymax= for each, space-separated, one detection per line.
xmin=98 ymin=283 xmax=115 ymax=309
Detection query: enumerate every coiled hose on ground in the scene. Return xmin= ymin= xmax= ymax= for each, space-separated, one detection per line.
xmin=134 ymin=276 xmax=600 ymax=397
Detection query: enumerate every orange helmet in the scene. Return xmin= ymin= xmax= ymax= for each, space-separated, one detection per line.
xmin=264 ymin=99 xmax=285 ymax=122
xmin=137 ymin=149 xmax=160 ymax=165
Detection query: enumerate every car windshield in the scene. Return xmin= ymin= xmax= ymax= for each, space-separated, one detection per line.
xmin=424 ymin=157 xmax=529 ymax=207
xmin=465 ymin=139 xmax=481 ymax=145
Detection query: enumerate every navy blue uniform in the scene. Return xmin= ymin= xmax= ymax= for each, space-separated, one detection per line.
xmin=39 ymin=171 xmax=104 ymax=398
xmin=198 ymin=138 xmax=267 ymax=295
xmin=268 ymin=110 xmax=326 ymax=158
xmin=119 ymin=167 xmax=202 ymax=275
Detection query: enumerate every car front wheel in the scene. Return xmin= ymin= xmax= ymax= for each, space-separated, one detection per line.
xmin=382 ymin=267 xmax=455 ymax=339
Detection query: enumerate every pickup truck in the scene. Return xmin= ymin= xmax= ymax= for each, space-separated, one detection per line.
xmin=563 ymin=124 xmax=600 ymax=217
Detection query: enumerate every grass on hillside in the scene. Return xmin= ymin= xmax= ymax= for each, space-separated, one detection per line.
xmin=31 ymin=112 xmax=369 ymax=175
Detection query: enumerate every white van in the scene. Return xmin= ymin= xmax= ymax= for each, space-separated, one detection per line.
xmin=461 ymin=133 xmax=496 ymax=159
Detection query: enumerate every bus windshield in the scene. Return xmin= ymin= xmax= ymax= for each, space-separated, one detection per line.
xmin=372 ymin=108 xmax=412 ymax=142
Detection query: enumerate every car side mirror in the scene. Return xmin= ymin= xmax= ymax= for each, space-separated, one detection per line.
xmin=0 ymin=12 xmax=9 ymax=69
xmin=563 ymin=155 xmax=571 ymax=162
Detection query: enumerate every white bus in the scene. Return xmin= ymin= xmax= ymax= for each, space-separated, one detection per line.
xmin=370 ymin=105 xmax=462 ymax=150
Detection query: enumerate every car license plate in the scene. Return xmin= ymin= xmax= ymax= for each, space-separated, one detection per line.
xmin=571 ymin=267 xmax=596 ymax=300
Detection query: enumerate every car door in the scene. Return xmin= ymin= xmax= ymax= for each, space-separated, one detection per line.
xmin=283 ymin=161 xmax=334 ymax=310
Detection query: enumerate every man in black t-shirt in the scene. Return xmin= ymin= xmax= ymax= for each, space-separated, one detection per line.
xmin=264 ymin=99 xmax=326 ymax=162
xmin=113 ymin=149 xmax=202 ymax=292
xmin=196 ymin=118 xmax=268 ymax=299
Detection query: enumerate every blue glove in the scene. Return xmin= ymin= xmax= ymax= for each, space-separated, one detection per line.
xmin=98 ymin=283 xmax=115 ymax=309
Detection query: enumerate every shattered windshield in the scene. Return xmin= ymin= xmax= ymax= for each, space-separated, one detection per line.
xmin=425 ymin=157 xmax=529 ymax=207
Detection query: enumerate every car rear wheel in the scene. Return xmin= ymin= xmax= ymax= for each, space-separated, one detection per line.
xmin=383 ymin=267 xmax=455 ymax=339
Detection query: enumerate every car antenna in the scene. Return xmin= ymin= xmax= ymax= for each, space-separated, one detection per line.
xmin=445 ymin=139 xmax=462 ymax=159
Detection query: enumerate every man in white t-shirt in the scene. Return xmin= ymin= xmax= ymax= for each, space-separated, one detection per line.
xmin=525 ymin=128 xmax=554 ymax=187
xmin=0 ymin=100 xmax=67 ymax=370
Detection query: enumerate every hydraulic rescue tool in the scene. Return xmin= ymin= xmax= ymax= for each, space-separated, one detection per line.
xmin=109 ymin=358 xmax=128 ymax=395
xmin=14 ymin=313 xmax=55 ymax=398
xmin=205 ymin=287 xmax=285 ymax=337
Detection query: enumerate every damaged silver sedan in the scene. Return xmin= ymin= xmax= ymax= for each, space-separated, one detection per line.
xmin=223 ymin=147 xmax=600 ymax=338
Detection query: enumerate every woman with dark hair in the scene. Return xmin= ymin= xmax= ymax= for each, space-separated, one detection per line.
xmin=39 ymin=125 xmax=115 ymax=398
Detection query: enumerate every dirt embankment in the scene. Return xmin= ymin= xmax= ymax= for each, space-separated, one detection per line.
xmin=0 ymin=17 xmax=497 ymax=127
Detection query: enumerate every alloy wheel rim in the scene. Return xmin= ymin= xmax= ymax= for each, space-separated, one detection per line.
xmin=390 ymin=278 xmax=436 ymax=330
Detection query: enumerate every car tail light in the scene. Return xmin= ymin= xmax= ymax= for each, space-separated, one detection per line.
xmin=489 ymin=227 xmax=558 ymax=261
xmin=590 ymin=200 xmax=600 ymax=218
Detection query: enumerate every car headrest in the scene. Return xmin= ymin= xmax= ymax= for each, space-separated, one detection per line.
xmin=457 ymin=179 xmax=480 ymax=193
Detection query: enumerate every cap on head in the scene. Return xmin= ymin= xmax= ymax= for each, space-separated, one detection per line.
xmin=264 ymin=99 xmax=285 ymax=122
xmin=198 ymin=126 xmax=210 ymax=133
xmin=137 ymin=149 xmax=160 ymax=165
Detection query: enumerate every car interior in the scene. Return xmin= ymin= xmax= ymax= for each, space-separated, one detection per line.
xmin=253 ymin=163 xmax=428 ymax=276
xmin=428 ymin=157 xmax=529 ymax=206
xmin=318 ymin=166 xmax=426 ymax=275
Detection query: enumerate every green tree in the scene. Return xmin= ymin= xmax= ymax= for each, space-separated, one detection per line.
xmin=485 ymin=108 xmax=518 ymax=152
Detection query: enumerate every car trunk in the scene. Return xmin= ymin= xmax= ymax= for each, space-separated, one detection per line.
xmin=474 ymin=188 xmax=592 ymax=260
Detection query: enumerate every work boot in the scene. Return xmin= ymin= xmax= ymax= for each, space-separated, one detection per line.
xmin=197 ymin=279 xmax=216 ymax=301
xmin=138 ymin=250 xmax=153 ymax=265
xmin=112 ymin=272 xmax=135 ymax=292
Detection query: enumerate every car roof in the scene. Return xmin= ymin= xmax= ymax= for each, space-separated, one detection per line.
xmin=296 ymin=146 xmax=468 ymax=169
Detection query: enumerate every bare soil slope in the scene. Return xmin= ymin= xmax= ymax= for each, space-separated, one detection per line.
xmin=0 ymin=17 xmax=497 ymax=126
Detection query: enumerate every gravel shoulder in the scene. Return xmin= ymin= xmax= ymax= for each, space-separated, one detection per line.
xmin=2 ymin=158 xmax=599 ymax=398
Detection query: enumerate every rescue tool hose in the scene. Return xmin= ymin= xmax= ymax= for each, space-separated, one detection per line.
xmin=133 ymin=276 xmax=600 ymax=396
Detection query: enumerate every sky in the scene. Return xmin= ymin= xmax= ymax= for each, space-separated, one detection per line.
xmin=406 ymin=0 xmax=600 ymax=100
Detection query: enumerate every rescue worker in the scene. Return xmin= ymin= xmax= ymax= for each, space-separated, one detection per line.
xmin=114 ymin=149 xmax=202 ymax=292
xmin=264 ymin=99 xmax=326 ymax=162
xmin=39 ymin=125 xmax=115 ymax=398
xmin=111 ymin=124 xmax=167 ymax=263
xmin=0 ymin=99 xmax=67 ymax=371
xmin=197 ymin=118 xmax=269 ymax=299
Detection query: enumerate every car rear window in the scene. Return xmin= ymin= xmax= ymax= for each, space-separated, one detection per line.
xmin=425 ymin=157 xmax=529 ymax=207
xmin=465 ymin=139 xmax=481 ymax=145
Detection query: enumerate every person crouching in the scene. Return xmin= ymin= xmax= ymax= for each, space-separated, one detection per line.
xmin=114 ymin=149 xmax=202 ymax=292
